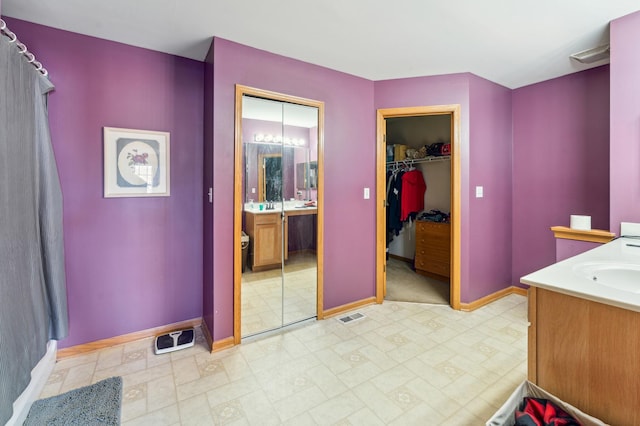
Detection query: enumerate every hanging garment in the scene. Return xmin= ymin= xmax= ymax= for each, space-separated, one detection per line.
xmin=387 ymin=170 xmax=404 ymax=236
xmin=400 ymin=169 xmax=426 ymax=222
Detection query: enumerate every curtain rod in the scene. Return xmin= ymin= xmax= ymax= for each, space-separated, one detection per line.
xmin=0 ymin=18 xmax=48 ymax=76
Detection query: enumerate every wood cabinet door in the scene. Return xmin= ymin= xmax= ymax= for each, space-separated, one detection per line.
xmin=253 ymin=214 xmax=282 ymax=267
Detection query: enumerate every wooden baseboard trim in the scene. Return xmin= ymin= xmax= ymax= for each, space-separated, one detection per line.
xmin=460 ymin=286 xmax=527 ymax=312
xmin=201 ymin=318 xmax=214 ymax=352
xmin=57 ymin=317 xmax=202 ymax=359
xmin=323 ymin=297 xmax=376 ymax=318
xmin=212 ymin=336 xmax=235 ymax=352
xmin=389 ymin=254 xmax=413 ymax=264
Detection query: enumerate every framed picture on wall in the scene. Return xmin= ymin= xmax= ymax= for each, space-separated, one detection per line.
xmin=103 ymin=127 xmax=170 ymax=198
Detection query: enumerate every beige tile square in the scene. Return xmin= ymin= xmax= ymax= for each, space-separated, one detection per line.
xmin=95 ymin=346 xmax=124 ymax=371
xmin=272 ymin=385 xmax=325 ymax=421
xmin=344 ymin=407 xmax=386 ymax=426
xmin=176 ymin=371 xmax=229 ymax=401
xmin=305 ymin=364 xmax=348 ymax=398
xmin=353 ymin=381 xmax=403 ymax=424
xmin=122 ymin=403 xmax=180 ymax=426
xmin=147 ymin=375 xmax=177 ymax=412
xmin=178 ymin=394 xmax=215 ymax=426
xmin=308 ymin=390 xmax=365 ymax=425
xmin=211 ymin=399 xmax=247 ymax=425
xmin=237 ymin=389 xmax=282 ymax=426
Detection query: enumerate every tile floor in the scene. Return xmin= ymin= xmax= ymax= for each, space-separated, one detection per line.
xmin=241 ymin=252 xmax=317 ymax=337
xmin=41 ymin=294 xmax=527 ymax=425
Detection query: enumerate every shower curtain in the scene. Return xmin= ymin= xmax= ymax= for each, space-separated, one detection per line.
xmin=0 ymin=34 xmax=68 ymax=424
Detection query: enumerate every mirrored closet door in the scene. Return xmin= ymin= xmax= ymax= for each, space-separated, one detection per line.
xmin=235 ymin=87 xmax=323 ymax=339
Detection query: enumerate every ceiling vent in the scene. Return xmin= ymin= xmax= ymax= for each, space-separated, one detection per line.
xmin=570 ymin=44 xmax=610 ymax=64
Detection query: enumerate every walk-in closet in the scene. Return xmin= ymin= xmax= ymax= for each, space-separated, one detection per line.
xmin=385 ymin=114 xmax=452 ymax=305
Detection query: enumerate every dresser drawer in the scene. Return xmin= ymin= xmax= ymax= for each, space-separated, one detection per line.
xmin=415 ymin=221 xmax=451 ymax=278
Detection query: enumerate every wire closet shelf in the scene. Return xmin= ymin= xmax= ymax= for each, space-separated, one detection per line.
xmin=0 ymin=18 xmax=48 ymax=76
xmin=386 ymin=155 xmax=451 ymax=168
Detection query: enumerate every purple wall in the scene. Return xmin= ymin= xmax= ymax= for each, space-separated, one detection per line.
xmin=375 ymin=73 xmax=513 ymax=303
xmin=205 ymin=38 xmax=375 ymax=341
xmin=610 ymin=11 xmax=640 ymax=233
xmin=512 ymin=66 xmax=610 ymax=284
xmin=556 ymin=239 xmax=600 ymax=262
xmin=6 ymin=19 xmax=205 ymax=348
xmin=203 ymin=45 xmax=214 ymax=334
xmin=468 ymin=75 xmax=513 ymax=301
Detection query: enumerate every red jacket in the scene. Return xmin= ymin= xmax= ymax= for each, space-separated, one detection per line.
xmin=400 ymin=170 xmax=426 ymax=222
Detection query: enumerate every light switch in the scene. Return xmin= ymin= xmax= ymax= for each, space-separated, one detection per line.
xmin=475 ymin=186 xmax=483 ymax=198
xmin=251 ymin=187 xmax=256 ymax=194
xmin=364 ymin=187 xmax=370 ymax=199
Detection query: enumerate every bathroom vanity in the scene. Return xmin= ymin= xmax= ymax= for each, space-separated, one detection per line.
xmin=244 ymin=205 xmax=317 ymax=271
xmin=522 ymin=237 xmax=640 ymax=425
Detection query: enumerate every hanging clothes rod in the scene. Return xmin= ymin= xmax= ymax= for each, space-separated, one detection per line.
xmin=0 ymin=18 xmax=48 ymax=76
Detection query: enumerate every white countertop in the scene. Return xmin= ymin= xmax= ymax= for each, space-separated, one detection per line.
xmin=244 ymin=202 xmax=317 ymax=215
xmin=521 ymin=237 xmax=640 ymax=312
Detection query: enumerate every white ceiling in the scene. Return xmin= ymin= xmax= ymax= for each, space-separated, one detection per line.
xmin=2 ymin=0 xmax=639 ymax=89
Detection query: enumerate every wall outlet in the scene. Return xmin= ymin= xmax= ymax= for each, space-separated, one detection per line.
xmin=364 ymin=187 xmax=370 ymax=199
xmin=251 ymin=187 xmax=256 ymax=194
xmin=475 ymin=186 xmax=483 ymax=198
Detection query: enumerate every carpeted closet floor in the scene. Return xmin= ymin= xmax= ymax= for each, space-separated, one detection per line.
xmin=385 ymin=258 xmax=450 ymax=305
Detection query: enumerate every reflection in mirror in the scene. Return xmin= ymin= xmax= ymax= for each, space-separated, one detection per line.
xmin=240 ymin=94 xmax=319 ymax=338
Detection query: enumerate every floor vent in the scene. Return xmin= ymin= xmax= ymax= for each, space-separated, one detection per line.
xmin=337 ymin=312 xmax=365 ymax=324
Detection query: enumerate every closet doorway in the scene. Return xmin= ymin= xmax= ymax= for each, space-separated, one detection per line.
xmin=375 ymin=106 xmax=461 ymax=310
xmin=233 ymin=85 xmax=325 ymax=344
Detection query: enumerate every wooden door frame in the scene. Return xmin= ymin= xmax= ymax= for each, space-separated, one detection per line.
xmin=376 ymin=105 xmax=461 ymax=310
xmin=257 ymin=153 xmax=282 ymax=202
xmin=234 ymin=85 xmax=325 ymax=344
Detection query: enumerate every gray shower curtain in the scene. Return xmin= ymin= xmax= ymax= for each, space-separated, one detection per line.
xmin=0 ymin=34 xmax=68 ymax=424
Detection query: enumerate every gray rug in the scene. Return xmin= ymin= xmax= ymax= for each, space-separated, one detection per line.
xmin=24 ymin=376 xmax=122 ymax=425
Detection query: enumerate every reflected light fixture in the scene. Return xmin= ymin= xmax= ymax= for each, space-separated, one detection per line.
xmin=253 ymin=133 xmax=305 ymax=146
xmin=570 ymin=44 xmax=610 ymax=64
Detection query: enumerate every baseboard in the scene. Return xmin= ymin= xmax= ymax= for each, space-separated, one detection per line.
xmin=201 ymin=318 xmax=214 ymax=351
xmin=460 ymin=286 xmax=527 ymax=312
xmin=200 ymin=319 xmax=235 ymax=353
xmin=212 ymin=336 xmax=235 ymax=352
xmin=323 ymin=296 xmax=377 ymax=318
xmin=389 ymin=254 xmax=413 ymax=264
xmin=57 ymin=317 xmax=202 ymax=359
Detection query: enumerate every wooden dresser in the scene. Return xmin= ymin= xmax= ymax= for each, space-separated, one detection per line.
xmin=415 ymin=221 xmax=450 ymax=281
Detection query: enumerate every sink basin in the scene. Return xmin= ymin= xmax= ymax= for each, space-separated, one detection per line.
xmin=573 ymin=262 xmax=640 ymax=293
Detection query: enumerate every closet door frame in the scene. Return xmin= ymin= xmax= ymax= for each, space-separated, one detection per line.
xmin=233 ymin=85 xmax=325 ymax=344
xmin=375 ymin=105 xmax=461 ymax=310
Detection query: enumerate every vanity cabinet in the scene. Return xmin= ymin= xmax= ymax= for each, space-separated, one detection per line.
xmin=415 ymin=221 xmax=450 ymax=280
xmin=528 ymin=287 xmax=640 ymax=425
xmin=245 ymin=212 xmax=284 ymax=271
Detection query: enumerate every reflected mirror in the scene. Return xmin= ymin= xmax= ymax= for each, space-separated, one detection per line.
xmin=238 ymin=93 xmax=321 ymax=339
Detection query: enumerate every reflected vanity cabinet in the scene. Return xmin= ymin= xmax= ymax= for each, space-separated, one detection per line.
xmin=245 ymin=212 xmax=284 ymax=271
xmin=415 ymin=221 xmax=450 ymax=280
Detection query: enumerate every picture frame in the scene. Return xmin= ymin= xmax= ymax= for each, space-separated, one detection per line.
xmin=103 ymin=127 xmax=170 ymax=198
